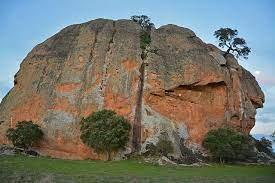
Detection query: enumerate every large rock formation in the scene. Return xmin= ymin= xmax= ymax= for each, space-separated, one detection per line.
xmin=0 ymin=19 xmax=264 ymax=159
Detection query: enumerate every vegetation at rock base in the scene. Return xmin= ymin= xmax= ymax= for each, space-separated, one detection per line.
xmin=155 ymin=137 xmax=174 ymax=157
xmin=214 ymin=28 xmax=251 ymax=59
xmin=0 ymin=155 xmax=274 ymax=183
xmin=203 ymin=127 xmax=255 ymax=163
xmin=255 ymin=137 xmax=273 ymax=156
xmin=145 ymin=133 xmax=174 ymax=157
xmin=6 ymin=121 xmax=43 ymax=151
xmin=80 ymin=109 xmax=131 ymax=160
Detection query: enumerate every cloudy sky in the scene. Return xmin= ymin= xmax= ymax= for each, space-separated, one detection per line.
xmin=0 ymin=0 xmax=274 ymax=138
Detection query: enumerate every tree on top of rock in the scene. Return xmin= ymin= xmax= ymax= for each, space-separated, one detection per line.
xmin=130 ymin=15 xmax=154 ymax=31
xmin=130 ymin=15 xmax=156 ymax=59
xmin=214 ymin=28 xmax=251 ymax=59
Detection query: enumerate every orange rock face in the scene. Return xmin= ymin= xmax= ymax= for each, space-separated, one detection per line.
xmin=0 ymin=19 xmax=264 ymax=159
xmin=144 ymin=83 xmax=227 ymax=144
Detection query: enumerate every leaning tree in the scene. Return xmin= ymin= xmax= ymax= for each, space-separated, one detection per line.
xmin=214 ymin=28 xmax=251 ymax=59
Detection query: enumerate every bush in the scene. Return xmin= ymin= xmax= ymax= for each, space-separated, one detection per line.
xmin=80 ymin=109 xmax=131 ymax=160
xmin=203 ymin=127 xmax=254 ymax=163
xmin=6 ymin=121 xmax=43 ymax=150
xmin=179 ymin=140 xmax=202 ymax=164
xmin=145 ymin=133 xmax=173 ymax=157
xmin=156 ymin=137 xmax=173 ymax=156
xmin=255 ymin=137 xmax=273 ymax=156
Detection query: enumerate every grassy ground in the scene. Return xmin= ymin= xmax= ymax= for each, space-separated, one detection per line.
xmin=0 ymin=155 xmax=274 ymax=183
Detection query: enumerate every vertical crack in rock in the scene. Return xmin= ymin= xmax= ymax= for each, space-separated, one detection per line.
xmin=132 ymin=25 xmax=153 ymax=152
xmin=36 ymin=63 xmax=48 ymax=92
xmin=224 ymin=63 xmax=246 ymax=132
xmin=132 ymin=27 xmax=149 ymax=151
xmin=222 ymin=65 xmax=233 ymax=124
xmin=133 ymin=62 xmax=146 ymax=152
xmin=76 ymin=29 xmax=99 ymax=117
xmin=99 ymin=21 xmax=116 ymax=108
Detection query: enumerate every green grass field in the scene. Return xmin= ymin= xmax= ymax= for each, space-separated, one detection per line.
xmin=0 ymin=155 xmax=274 ymax=183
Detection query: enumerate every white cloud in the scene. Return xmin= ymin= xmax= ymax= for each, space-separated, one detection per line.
xmin=251 ymin=121 xmax=275 ymax=135
xmin=254 ymin=70 xmax=261 ymax=75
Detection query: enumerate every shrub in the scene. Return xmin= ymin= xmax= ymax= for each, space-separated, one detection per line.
xmin=80 ymin=109 xmax=131 ymax=160
xmin=145 ymin=133 xmax=173 ymax=157
xmin=156 ymin=137 xmax=173 ymax=156
xmin=203 ymin=127 xmax=254 ymax=163
xmin=255 ymin=137 xmax=273 ymax=156
xmin=6 ymin=121 xmax=43 ymax=150
xmin=179 ymin=139 xmax=202 ymax=164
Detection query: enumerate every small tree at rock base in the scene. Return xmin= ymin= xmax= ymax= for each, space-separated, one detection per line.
xmin=6 ymin=121 xmax=43 ymax=151
xmin=255 ymin=137 xmax=273 ymax=156
xmin=80 ymin=109 xmax=131 ymax=161
xmin=203 ymin=127 xmax=254 ymax=163
xmin=214 ymin=28 xmax=251 ymax=59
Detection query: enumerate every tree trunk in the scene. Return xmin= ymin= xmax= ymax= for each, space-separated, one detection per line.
xmin=107 ymin=150 xmax=111 ymax=161
xmin=223 ymin=47 xmax=232 ymax=57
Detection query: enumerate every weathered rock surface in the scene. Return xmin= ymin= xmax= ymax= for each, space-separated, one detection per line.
xmin=0 ymin=145 xmax=15 ymax=156
xmin=0 ymin=19 xmax=264 ymax=159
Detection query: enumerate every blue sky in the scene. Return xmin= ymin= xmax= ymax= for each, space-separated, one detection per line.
xmin=0 ymin=0 xmax=274 ymax=137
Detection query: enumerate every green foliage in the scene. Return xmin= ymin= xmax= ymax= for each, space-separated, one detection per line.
xmin=203 ymin=128 xmax=254 ymax=163
xmin=145 ymin=133 xmax=173 ymax=157
xmin=156 ymin=137 xmax=173 ymax=156
xmin=6 ymin=121 xmax=43 ymax=150
xmin=131 ymin=15 xmax=154 ymax=59
xmin=130 ymin=15 xmax=154 ymax=31
xmin=140 ymin=31 xmax=151 ymax=50
xmin=255 ymin=137 xmax=273 ymax=155
xmin=214 ymin=28 xmax=251 ymax=59
xmin=80 ymin=109 xmax=131 ymax=160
